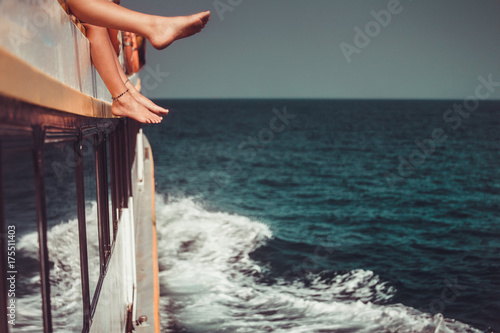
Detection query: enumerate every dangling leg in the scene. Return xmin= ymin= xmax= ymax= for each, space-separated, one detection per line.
xmin=66 ymin=0 xmax=210 ymax=50
xmin=108 ymin=30 xmax=169 ymax=115
xmin=85 ymin=24 xmax=162 ymax=123
xmin=108 ymin=28 xmax=121 ymax=56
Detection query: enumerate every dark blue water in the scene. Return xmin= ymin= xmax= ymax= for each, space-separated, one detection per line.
xmin=5 ymin=99 xmax=498 ymax=332
xmin=143 ymin=99 xmax=500 ymax=333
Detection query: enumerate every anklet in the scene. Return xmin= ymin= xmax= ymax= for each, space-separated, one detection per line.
xmin=124 ymin=79 xmax=131 ymax=85
xmin=112 ymin=88 xmax=129 ymax=101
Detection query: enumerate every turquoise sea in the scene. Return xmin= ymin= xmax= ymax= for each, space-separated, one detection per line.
xmin=144 ymin=99 xmax=500 ymax=333
xmin=6 ymin=99 xmax=500 ymax=332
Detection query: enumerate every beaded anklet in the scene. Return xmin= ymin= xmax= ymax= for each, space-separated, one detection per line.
xmin=112 ymin=88 xmax=129 ymax=101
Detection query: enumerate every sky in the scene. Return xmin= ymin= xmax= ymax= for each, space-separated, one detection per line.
xmin=122 ymin=0 xmax=500 ymax=100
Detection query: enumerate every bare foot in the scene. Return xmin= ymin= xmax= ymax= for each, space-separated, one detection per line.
xmin=112 ymin=93 xmax=163 ymax=124
xmin=128 ymin=87 xmax=169 ymax=115
xmin=148 ymin=11 xmax=211 ymax=50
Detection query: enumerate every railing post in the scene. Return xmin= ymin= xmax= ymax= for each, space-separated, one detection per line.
xmin=108 ymin=131 xmax=118 ymax=239
xmin=94 ymin=133 xmax=110 ymax=271
xmin=74 ymin=136 xmax=91 ymax=332
xmin=123 ymin=119 xmax=132 ymax=199
xmin=115 ymin=122 xmax=125 ymax=211
xmin=32 ymin=127 xmax=52 ymax=333
xmin=99 ymin=133 xmax=110 ymax=256
xmin=0 ymin=138 xmax=10 ymax=333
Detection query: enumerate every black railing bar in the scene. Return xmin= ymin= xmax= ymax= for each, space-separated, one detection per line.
xmin=94 ymin=134 xmax=108 ymax=274
xmin=110 ymin=126 xmax=118 ymax=213
xmin=44 ymin=128 xmax=93 ymax=142
xmin=88 ymin=248 xmax=113 ymax=320
xmin=102 ymin=135 xmax=111 ymax=253
xmin=32 ymin=126 xmax=53 ymax=333
xmin=81 ymin=120 xmax=118 ymax=137
xmin=43 ymin=122 xmax=117 ymax=145
xmin=81 ymin=127 xmax=100 ymax=139
xmin=0 ymin=138 xmax=10 ymax=333
xmin=108 ymin=131 xmax=118 ymax=240
xmin=43 ymin=130 xmax=78 ymax=144
xmin=0 ymin=121 xmax=116 ymax=145
xmin=0 ymin=96 xmax=114 ymax=133
xmin=74 ymin=136 xmax=91 ymax=332
xmin=45 ymin=118 xmax=117 ymax=133
xmin=123 ymin=119 xmax=132 ymax=200
xmin=116 ymin=122 xmax=126 ymax=210
xmin=0 ymin=126 xmax=33 ymax=136
xmin=89 ymin=269 xmax=105 ymax=323
xmin=1 ymin=133 xmax=40 ymax=156
xmin=96 ymin=119 xmax=115 ymax=133
xmin=79 ymin=129 xmax=118 ymax=328
xmin=111 ymin=131 xmax=118 ymax=221
xmin=98 ymin=133 xmax=111 ymax=258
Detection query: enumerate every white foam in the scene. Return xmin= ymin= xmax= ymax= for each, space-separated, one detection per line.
xmin=155 ymin=196 xmax=481 ymax=333
xmin=14 ymin=202 xmax=100 ymax=332
xmin=12 ymin=197 xmax=481 ymax=332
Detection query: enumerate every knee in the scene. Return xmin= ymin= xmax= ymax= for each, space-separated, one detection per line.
xmin=84 ymin=24 xmax=109 ymax=43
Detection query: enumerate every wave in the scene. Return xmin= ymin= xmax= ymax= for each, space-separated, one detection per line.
xmin=14 ymin=202 xmax=100 ymax=332
xmin=11 ymin=197 xmax=482 ymax=332
xmin=155 ymin=197 xmax=481 ymax=333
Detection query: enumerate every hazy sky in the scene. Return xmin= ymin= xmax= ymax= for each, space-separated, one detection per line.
xmin=122 ymin=0 xmax=500 ymax=99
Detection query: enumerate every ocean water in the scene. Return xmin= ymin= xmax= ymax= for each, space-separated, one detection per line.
xmin=144 ymin=99 xmax=500 ymax=333
xmin=6 ymin=99 xmax=500 ymax=332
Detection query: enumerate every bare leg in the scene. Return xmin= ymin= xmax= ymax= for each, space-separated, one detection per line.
xmin=67 ymin=0 xmax=210 ymax=50
xmin=108 ymin=28 xmax=120 ymax=56
xmin=85 ymin=24 xmax=162 ymax=123
xmin=107 ymin=33 xmax=169 ymax=115
xmin=125 ymin=80 xmax=170 ymax=116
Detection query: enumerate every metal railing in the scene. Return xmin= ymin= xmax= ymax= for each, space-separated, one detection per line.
xmin=0 ymin=95 xmax=140 ymax=333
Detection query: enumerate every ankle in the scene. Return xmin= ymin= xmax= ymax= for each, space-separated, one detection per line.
xmin=128 ymin=87 xmax=144 ymax=101
xmin=144 ymin=16 xmax=162 ymax=41
xmin=111 ymin=87 xmax=130 ymax=103
xmin=113 ymin=90 xmax=134 ymax=106
xmin=124 ymin=79 xmax=138 ymax=93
